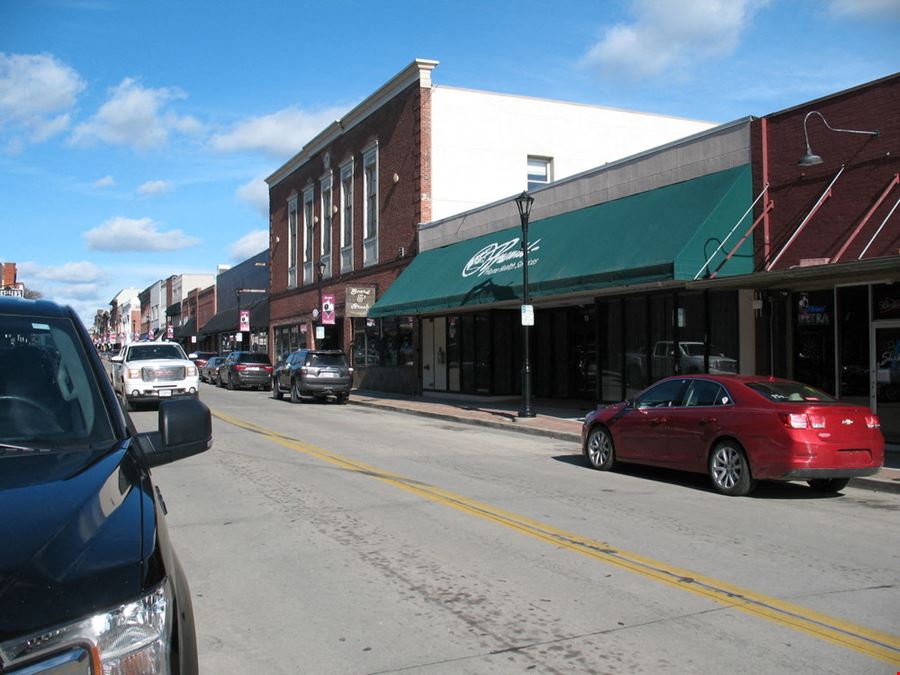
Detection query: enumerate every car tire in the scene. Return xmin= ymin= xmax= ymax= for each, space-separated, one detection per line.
xmin=337 ymin=393 xmax=349 ymax=404
xmin=807 ymin=477 xmax=850 ymax=493
xmin=217 ymin=373 xmax=224 ymax=388
xmin=290 ymin=378 xmax=301 ymax=404
xmin=585 ymin=426 xmax=616 ymax=470
xmin=272 ymin=381 xmax=283 ymax=400
xmin=709 ymin=441 xmax=756 ymax=496
xmin=227 ymin=374 xmax=236 ymax=390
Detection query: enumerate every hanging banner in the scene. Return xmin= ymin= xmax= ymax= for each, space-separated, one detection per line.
xmin=322 ymin=293 xmax=335 ymax=325
xmin=239 ymin=310 xmax=250 ymax=331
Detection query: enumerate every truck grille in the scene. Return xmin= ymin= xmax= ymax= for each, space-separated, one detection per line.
xmin=142 ymin=365 xmax=185 ymax=382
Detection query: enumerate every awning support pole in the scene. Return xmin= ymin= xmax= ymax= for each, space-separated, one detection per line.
xmin=767 ymin=165 xmax=845 ymax=271
xmin=709 ymin=200 xmax=775 ymax=279
xmin=693 ymin=183 xmax=770 ymax=281
xmin=833 ymin=173 xmax=899 ymax=262
xmin=859 ymin=194 xmax=900 ymax=260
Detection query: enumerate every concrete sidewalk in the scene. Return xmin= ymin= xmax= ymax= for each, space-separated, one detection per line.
xmin=349 ymin=389 xmax=900 ymax=495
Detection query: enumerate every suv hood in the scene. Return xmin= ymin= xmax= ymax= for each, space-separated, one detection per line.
xmin=0 ymin=444 xmax=145 ymax=639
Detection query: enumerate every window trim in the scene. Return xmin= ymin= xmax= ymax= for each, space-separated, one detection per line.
xmin=340 ymin=159 xmax=354 ymax=274
xmin=287 ymin=193 xmax=298 ymax=289
xmin=320 ymin=172 xmax=333 ymax=279
xmin=527 ymin=155 xmax=553 ymax=192
xmin=302 ymin=185 xmax=315 ymax=285
xmin=362 ymin=142 xmax=378 ymax=267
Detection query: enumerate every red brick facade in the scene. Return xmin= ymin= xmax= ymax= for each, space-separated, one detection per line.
xmin=268 ymin=77 xmax=430 ymax=376
xmin=752 ymin=74 xmax=900 ymax=269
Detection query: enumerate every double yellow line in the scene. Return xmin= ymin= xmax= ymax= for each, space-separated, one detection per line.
xmin=213 ymin=409 xmax=900 ymax=666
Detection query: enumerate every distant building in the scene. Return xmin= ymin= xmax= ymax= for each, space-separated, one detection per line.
xmin=0 ymin=262 xmax=25 ymax=298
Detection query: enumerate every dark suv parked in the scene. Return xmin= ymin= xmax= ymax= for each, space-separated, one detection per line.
xmin=218 ymin=351 xmax=273 ymax=390
xmin=272 ymin=349 xmax=352 ymax=403
xmin=0 ymin=297 xmax=212 ymax=674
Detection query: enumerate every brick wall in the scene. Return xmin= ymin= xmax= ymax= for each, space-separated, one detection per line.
xmin=752 ymin=74 xmax=900 ymax=269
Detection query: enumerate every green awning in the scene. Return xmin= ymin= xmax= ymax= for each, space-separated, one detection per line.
xmin=370 ymin=165 xmax=752 ymax=318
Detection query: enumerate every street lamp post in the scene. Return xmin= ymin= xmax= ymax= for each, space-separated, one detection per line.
xmin=316 ymin=260 xmax=326 ymax=349
xmin=515 ymin=191 xmax=536 ymax=418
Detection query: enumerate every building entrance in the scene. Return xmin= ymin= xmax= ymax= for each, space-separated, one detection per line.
xmin=874 ymin=322 xmax=900 ymax=443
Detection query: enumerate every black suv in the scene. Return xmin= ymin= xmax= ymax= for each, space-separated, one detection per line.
xmin=272 ymin=349 xmax=352 ymax=403
xmin=217 ymin=351 xmax=273 ymax=390
xmin=0 ymin=297 xmax=211 ymax=674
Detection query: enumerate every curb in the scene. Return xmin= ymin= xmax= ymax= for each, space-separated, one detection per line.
xmin=350 ymin=398 xmax=900 ymax=496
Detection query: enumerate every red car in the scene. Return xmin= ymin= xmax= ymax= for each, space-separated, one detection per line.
xmin=581 ymin=375 xmax=884 ymax=496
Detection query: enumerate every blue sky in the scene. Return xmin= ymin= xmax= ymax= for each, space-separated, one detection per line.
xmin=2 ymin=0 xmax=898 ymax=324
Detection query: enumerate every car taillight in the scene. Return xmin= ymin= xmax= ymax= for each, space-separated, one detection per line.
xmin=780 ymin=413 xmax=809 ymax=429
xmin=264 ymin=366 xmax=273 ymax=372
xmin=808 ymin=414 xmax=826 ymax=429
xmin=234 ymin=364 xmax=247 ymax=371
xmin=866 ymin=415 xmax=880 ymax=429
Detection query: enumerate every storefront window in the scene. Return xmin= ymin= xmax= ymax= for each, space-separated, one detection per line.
xmin=447 ymin=316 xmax=461 ymax=392
xmin=838 ymin=286 xmax=869 ymax=402
xmin=708 ymin=291 xmax=739 ymax=375
xmin=650 ymin=294 xmax=674 ymax=380
xmin=793 ymin=290 xmax=835 ymax=394
xmin=624 ymin=296 xmax=648 ymax=398
xmin=600 ymin=299 xmax=623 ymax=402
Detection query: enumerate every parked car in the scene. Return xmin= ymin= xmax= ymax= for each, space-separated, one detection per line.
xmin=218 ymin=351 xmax=273 ymax=390
xmin=110 ymin=340 xmax=200 ymax=411
xmin=272 ymin=349 xmax=352 ymax=403
xmin=0 ymin=296 xmax=211 ymax=673
xmin=199 ymin=355 xmax=226 ymax=383
xmin=582 ymin=374 xmax=884 ymax=496
xmin=188 ymin=351 xmax=218 ymax=369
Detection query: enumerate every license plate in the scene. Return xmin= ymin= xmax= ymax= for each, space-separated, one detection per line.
xmin=158 ymin=390 xmax=172 ymax=397
xmin=248 ymin=366 xmax=260 ymax=371
xmin=322 ymin=371 xmax=336 ymax=378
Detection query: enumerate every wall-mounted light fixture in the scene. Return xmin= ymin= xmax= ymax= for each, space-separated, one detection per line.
xmin=799 ymin=110 xmax=879 ymax=166
xmin=392 ymin=173 xmax=400 ymax=184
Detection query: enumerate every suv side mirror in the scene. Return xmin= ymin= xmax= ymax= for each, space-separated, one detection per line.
xmin=135 ymin=398 xmax=213 ymax=468
xmin=111 ymin=354 xmax=124 ymax=363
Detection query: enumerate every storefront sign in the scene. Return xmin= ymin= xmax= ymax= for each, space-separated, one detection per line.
xmin=521 ymin=304 xmax=534 ymax=326
xmin=462 ymin=238 xmax=542 ymax=278
xmin=346 ymin=286 xmax=376 ymax=317
xmin=874 ymin=284 xmax=900 ymax=320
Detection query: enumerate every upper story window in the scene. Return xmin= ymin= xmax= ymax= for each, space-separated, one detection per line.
xmin=320 ymin=173 xmax=333 ymax=278
xmin=287 ymin=194 xmax=298 ymax=288
xmin=363 ymin=144 xmax=378 ymax=267
xmin=527 ymin=156 xmax=553 ymax=191
xmin=340 ymin=159 xmax=354 ymax=274
xmin=303 ymin=186 xmax=315 ymax=284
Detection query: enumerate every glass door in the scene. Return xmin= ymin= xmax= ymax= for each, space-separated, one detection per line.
xmin=873 ymin=322 xmax=900 ymax=444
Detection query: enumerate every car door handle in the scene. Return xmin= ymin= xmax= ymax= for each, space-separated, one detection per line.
xmin=651 ymin=417 xmax=668 ymax=425
xmin=699 ymin=417 xmax=716 ymax=426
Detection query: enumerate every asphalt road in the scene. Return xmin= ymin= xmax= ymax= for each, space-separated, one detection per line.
xmin=133 ymin=384 xmax=900 ymax=674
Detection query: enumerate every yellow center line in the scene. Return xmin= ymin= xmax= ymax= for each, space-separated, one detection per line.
xmin=212 ymin=408 xmax=900 ymax=666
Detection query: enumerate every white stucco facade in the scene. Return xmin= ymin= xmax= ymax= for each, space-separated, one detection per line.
xmin=428 ymin=86 xmax=718 ymax=221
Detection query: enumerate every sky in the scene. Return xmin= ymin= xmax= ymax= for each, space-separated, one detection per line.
xmin=2 ymin=0 xmax=899 ymax=325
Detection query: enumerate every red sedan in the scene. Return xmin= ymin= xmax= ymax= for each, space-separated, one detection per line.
xmin=581 ymin=375 xmax=884 ymax=496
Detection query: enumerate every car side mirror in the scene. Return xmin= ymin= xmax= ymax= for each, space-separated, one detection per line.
xmin=134 ymin=398 xmax=212 ymax=468
xmin=188 ymin=352 xmax=198 ymax=359
xmin=111 ymin=355 xmax=124 ymax=363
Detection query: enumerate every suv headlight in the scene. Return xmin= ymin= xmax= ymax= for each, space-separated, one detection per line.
xmin=127 ymin=368 xmax=142 ymax=379
xmin=0 ymin=581 xmax=172 ymax=674
xmin=186 ymin=365 xmax=197 ymax=377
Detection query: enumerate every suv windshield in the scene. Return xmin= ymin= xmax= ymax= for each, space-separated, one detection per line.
xmin=747 ymin=381 xmax=837 ymax=403
xmin=238 ymin=353 xmax=271 ymax=364
xmin=308 ymin=352 xmax=346 ymax=367
xmin=0 ymin=313 xmax=115 ymax=448
xmin=128 ymin=344 xmax=186 ymax=361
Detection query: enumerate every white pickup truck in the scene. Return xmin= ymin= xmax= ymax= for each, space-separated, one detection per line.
xmin=111 ymin=341 xmax=200 ymax=411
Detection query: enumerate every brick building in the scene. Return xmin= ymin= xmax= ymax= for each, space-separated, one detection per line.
xmin=266 ymin=59 xmax=716 ymax=393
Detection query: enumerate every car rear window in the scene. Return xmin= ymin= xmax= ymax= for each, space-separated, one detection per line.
xmin=746 ymin=381 xmax=837 ymax=403
xmin=307 ymin=352 xmax=346 ymax=367
xmin=238 ymin=353 xmax=271 ymax=364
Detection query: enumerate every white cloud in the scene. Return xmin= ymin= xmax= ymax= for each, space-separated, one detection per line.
xmin=70 ymin=78 xmax=202 ymax=150
xmin=229 ymin=229 xmax=269 ymax=261
xmin=94 ymin=175 xmax=116 ymax=188
xmin=83 ymin=216 xmax=201 ymax=251
xmin=582 ymin=0 xmax=768 ymax=80
xmin=0 ymin=53 xmax=85 ymax=142
xmin=18 ymin=260 xmax=106 ymax=284
xmin=236 ymin=176 xmax=269 ymax=217
xmin=210 ymin=105 xmax=348 ymax=157
xmin=137 ymin=179 xmax=173 ymax=196
xmin=828 ymin=0 xmax=900 ymax=19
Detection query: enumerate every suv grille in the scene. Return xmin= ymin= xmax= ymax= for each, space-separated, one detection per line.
xmin=142 ymin=365 xmax=185 ymax=382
